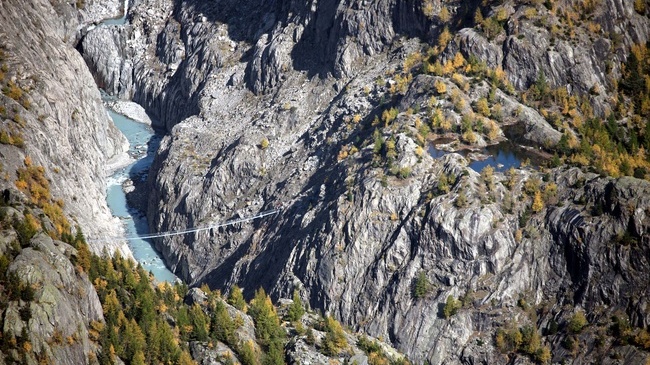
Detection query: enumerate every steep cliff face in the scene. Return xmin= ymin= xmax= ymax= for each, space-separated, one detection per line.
xmin=0 ymin=0 xmax=130 ymax=255
xmin=79 ymin=0 xmax=650 ymax=363
xmin=0 ymin=203 xmax=104 ymax=364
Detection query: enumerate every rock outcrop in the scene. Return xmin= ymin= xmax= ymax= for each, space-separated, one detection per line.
xmin=3 ymin=233 xmax=104 ymax=364
xmin=0 ymin=203 xmax=105 ymax=364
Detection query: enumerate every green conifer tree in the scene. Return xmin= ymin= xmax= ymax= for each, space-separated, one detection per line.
xmin=287 ymin=290 xmax=305 ymax=322
xmin=228 ymin=285 xmax=247 ymax=311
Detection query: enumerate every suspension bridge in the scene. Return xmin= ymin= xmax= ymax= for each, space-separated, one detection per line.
xmin=87 ymin=208 xmax=281 ymax=243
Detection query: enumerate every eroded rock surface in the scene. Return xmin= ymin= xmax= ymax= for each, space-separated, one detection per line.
xmin=78 ymin=0 xmax=650 ymax=363
xmin=0 ymin=0 xmax=130 ymax=255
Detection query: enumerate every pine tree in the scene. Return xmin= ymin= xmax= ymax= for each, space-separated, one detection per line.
xmin=322 ymin=316 xmax=347 ymax=356
xmin=437 ymin=173 xmax=450 ymax=194
xmin=532 ymin=191 xmax=544 ymax=213
xmin=123 ymin=319 xmax=145 ymax=361
xmin=455 ymin=189 xmax=467 ymax=208
xmin=211 ymin=300 xmax=236 ymax=344
xmin=287 ymin=290 xmax=305 ymax=322
xmin=443 ymin=295 xmax=461 ymax=318
xmin=413 ymin=271 xmax=431 ymax=299
xmin=191 ymin=303 xmax=209 ymax=341
xmin=228 ymin=285 xmax=247 ymax=311
xmin=131 ymin=350 xmax=146 ymax=365
xmin=239 ymin=340 xmax=259 ymax=365
xmin=249 ymin=288 xmax=285 ymax=349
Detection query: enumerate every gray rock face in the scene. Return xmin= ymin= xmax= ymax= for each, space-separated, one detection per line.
xmin=457 ymin=28 xmax=503 ymax=69
xmin=80 ymin=0 xmax=430 ymax=122
xmin=3 ymin=233 xmax=104 ymax=364
xmin=77 ymin=0 xmax=650 ymax=363
xmin=82 ymin=25 xmax=134 ymax=98
xmin=0 ymin=0 xmax=130 ymax=255
xmin=456 ymin=0 xmax=649 ymax=116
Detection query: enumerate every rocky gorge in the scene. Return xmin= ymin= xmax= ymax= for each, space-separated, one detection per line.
xmin=77 ymin=0 xmax=650 ymax=363
xmin=0 ymin=0 xmax=131 ymax=255
xmin=1 ymin=0 xmax=650 ymax=364
xmin=0 ymin=0 xmax=407 ymax=364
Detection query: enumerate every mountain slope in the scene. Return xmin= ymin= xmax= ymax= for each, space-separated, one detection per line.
xmin=0 ymin=0 xmax=131 ymax=255
xmin=79 ymin=0 xmax=650 ymax=363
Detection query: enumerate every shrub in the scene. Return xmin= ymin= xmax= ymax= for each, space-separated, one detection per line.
xmin=462 ymin=130 xmax=478 ymax=144
xmin=534 ymin=345 xmax=551 ymax=364
xmin=357 ymin=335 xmax=382 ymax=354
xmin=455 ymin=189 xmax=467 ymax=208
xmin=397 ymin=167 xmax=411 ymax=179
xmin=259 ymin=138 xmax=269 ymax=150
xmin=422 ymin=0 xmax=434 ymax=18
xmin=2 ymin=81 xmax=23 ymax=101
xmin=439 ymin=6 xmax=451 ymax=22
xmin=635 ymin=0 xmax=646 ymax=14
xmin=563 ymin=335 xmax=579 ymax=352
xmin=437 ymin=173 xmax=450 ymax=194
xmin=381 ymin=108 xmax=398 ymax=126
xmin=443 ymin=295 xmax=461 ymax=318
xmin=0 ymin=128 xmax=24 ymax=147
xmin=14 ymin=213 xmax=39 ymax=246
xmin=481 ymin=165 xmax=495 ymax=190
xmin=474 ymin=98 xmax=490 ymax=117
xmin=434 ymin=79 xmax=447 ymax=94
xmin=568 ymin=311 xmax=587 ymax=333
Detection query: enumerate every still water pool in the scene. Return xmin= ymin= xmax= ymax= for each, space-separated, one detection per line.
xmin=428 ymin=139 xmax=543 ymax=173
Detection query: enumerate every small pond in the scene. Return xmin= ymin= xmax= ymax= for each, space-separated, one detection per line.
xmin=428 ymin=139 xmax=545 ymax=173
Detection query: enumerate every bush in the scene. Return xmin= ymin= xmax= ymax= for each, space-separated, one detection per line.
xmin=567 ymin=311 xmax=587 ymax=334
xmin=0 ymin=129 xmax=25 ymax=148
xmin=357 ymin=335 xmax=382 ymax=354
xmin=563 ymin=335 xmax=579 ymax=352
xmin=437 ymin=173 xmax=450 ymax=194
xmin=474 ymin=98 xmax=490 ymax=117
xmin=396 ymin=167 xmax=411 ymax=179
xmin=13 ymin=213 xmax=39 ymax=246
xmin=259 ymin=138 xmax=269 ymax=150
xmin=2 ymin=81 xmax=23 ymax=101
xmin=455 ymin=189 xmax=467 ymax=208
xmin=534 ymin=345 xmax=552 ymax=364
xmin=443 ymin=295 xmax=461 ymax=318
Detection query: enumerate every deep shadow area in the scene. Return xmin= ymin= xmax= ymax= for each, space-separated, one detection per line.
xmin=174 ymin=0 xmax=278 ymax=43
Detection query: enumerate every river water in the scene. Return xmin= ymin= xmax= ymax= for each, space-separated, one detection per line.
xmin=101 ymin=0 xmax=128 ymax=26
xmin=105 ymin=108 xmax=178 ymax=282
xmin=93 ymin=1 xmax=176 ymax=282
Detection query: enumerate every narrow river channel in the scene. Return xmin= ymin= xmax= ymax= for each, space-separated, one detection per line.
xmin=104 ymin=105 xmax=178 ymax=282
